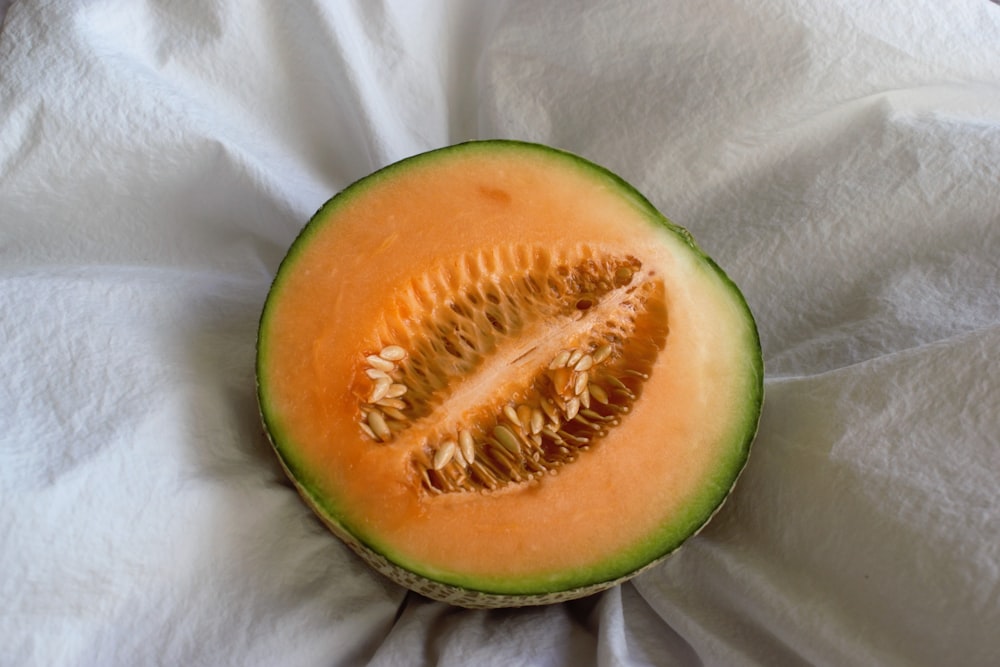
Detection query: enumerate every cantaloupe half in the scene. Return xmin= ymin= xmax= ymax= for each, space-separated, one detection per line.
xmin=256 ymin=140 xmax=763 ymax=608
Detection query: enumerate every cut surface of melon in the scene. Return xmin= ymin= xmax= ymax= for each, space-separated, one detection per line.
xmin=256 ymin=140 xmax=763 ymax=607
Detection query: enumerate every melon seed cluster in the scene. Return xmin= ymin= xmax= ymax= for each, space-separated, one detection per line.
xmin=355 ymin=245 xmax=667 ymax=494
xmin=358 ymin=345 xmax=410 ymax=442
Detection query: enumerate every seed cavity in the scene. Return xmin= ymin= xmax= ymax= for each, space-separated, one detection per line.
xmin=353 ymin=245 xmax=667 ymax=496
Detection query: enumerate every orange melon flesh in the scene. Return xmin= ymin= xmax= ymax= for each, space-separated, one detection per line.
xmin=257 ymin=141 xmax=762 ymax=601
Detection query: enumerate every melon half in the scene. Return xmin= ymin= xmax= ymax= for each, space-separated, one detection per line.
xmin=256 ymin=140 xmax=763 ymax=608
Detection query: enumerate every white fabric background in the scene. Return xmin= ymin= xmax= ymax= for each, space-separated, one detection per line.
xmin=2 ymin=1 xmax=999 ymax=665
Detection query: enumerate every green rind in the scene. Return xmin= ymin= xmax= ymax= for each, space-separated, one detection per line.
xmin=256 ymin=140 xmax=763 ymax=606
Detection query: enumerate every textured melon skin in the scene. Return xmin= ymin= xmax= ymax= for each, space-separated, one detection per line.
xmin=256 ymin=140 xmax=763 ymax=608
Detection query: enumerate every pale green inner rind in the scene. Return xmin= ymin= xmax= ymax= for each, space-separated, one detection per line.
xmin=256 ymin=140 xmax=763 ymax=598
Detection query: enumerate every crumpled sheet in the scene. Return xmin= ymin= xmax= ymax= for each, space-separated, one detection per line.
xmin=2 ymin=1 xmax=999 ymax=665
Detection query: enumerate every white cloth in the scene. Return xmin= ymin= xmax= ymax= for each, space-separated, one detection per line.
xmin=2 ymin=1 xmax=999 ymax=665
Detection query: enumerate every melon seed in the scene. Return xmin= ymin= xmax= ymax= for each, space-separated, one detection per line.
xmin=366 ymin=355 xmax=396 ymax=372
xmin=459 ymin=430 xmax=476 ymax=464
xmin=529 ymin=408 xmax=545 ymax=435
xmin=493 ymin=425 xmax=522 ymax=455
xmin=549 ymin=349 xmax=571 ymax=369
xmin=503 ymin=405 xmax=521 ymax=427
xmin=588 ymin=383 xmax=609 ymax=405
xmin=379 ymin=345 xmax=407 ymax=361
xmin=368 ymin=410 xmax=391 ymax=441
xmin=542 ymin=426 xmax=564 ymax=443
xmin=381 ymin=406 xmax=407 ymax=421
xmin=433 ymin=441 xmax=456 ymax=470
xmin=385 ymin=383 xmax=408 ymax=398
xmin=606 ymin=375 xmax=630 ymax=391
xmin=369 ymin=377 xmax=392 ymax=403
xmin=541 ymin=397 xmax=560 ymax=424
xmin=592 ymin=344 xmax=612 ymax=364
xmin=453 ymin=442 xmax=467 ymax=467
xmin=516 ymin=405 xmax=533 ymax=431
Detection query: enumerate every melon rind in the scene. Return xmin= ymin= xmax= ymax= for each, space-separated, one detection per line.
xmin=256 ymin=140 xmax=763 ymax=608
